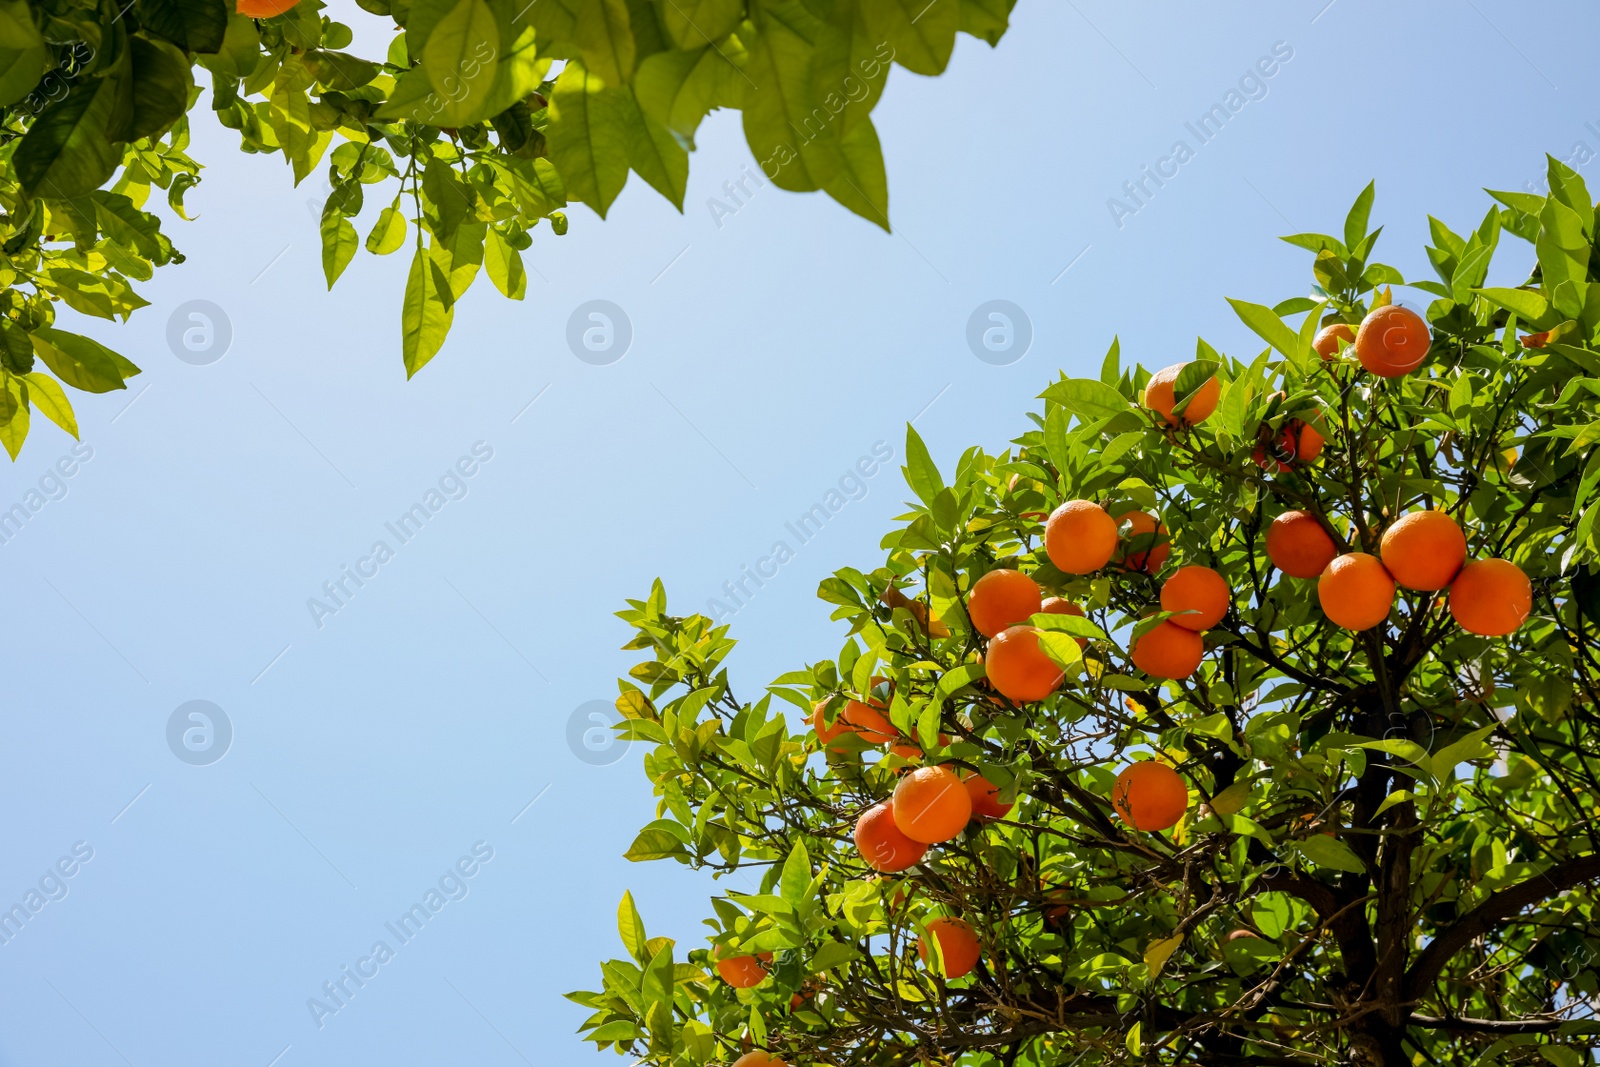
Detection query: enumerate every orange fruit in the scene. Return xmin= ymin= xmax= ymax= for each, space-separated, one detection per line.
xmin=1160 ymin=566 xmax=1229 ymax=631
xmin=1448 ymin=558 xmax=1532 ymax=636
xmin=1045 ymin=500 xmax=1118 ymax=574
xmin=1317 ymin=553 xmax=1395 ymax=630
xmin=918 ymin=917 xmax=981 ymax=979
xmin=892 ymin=765 xmax=972 ymax=843
xmin=1040 ymin=597 xmax=1087 ymax=648
xmin=882 ymin=586 xmax=949 ymax=637
xmin=715 ymin=950 xmax=773 ymax=988
xmin=963 ymin=773 xmax=1013 ymax=819
xmin=1130 ymin=620 xmax=1203 ymax=679
xmin=1379 ymin=511 xmax=1466 ymax=591
xmin=1114 ymin=510 xmax=1170 ymax=573
xmin=888 ymin=732 xmax=950 ymax=760
xmin=841 ymin=697 xmax=897 ymax=744
xmin=811 ymin=700 xmax=851 ymax=751
xmin=966 ymin=568 xmax=1042 ymax=638
xmin=1355 ymin=305 xmax=1431 ymax=377
xmin=732 ymin=1051 xmax=786 ymax=1067
xmin=854 ymin=801 xmax=928 ymax=872
xmin=1143 ymin=362 xmax=1221 ymax=426
xmin=1266 ymin=510 xmax=1337 ymax=579
xmin=1313 ymin=322 xmax=1355 ymax=358
xmin=1111 ymin=762 xmax=1189 ymax=832
xmin=236 ymin=0 xmax=302 ymax=15
xmin=985 ymin=625 xmax=1066 ymax=702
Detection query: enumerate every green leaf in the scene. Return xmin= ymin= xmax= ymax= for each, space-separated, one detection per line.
xmin=1040 ymin=377 xmax=1128 ymax=424
xmin=808 ymin=940 xmax=858 ymax=973
xmin=620 ymin=86 xmax=688 ymax=209
xmin=135 ymin=0 xmax=227 ymax=53
xmin=366 ymin=199 xmax=407 ymax=254
xmin=484 ymin=227 xmax=527 ymax=299
xmin=633 ymin=46 xmax=727 ymax=142
xmin=902 ymin=423 xmax=944 ymax=506
xmin=617 ymin=890 xmax=648 ymax=962
xmin=0 ymin=0 xmax=45 ymax=107
xmin=320 ymin=212 xmax=358 ymax=288
xmin=548 ymin=61 xmax=632 ymax=217
xmin=1030 ymin=612 xmax=1105 ymax=640
xmin=21 ymin=373 xmax=77 ymax=439
xmin=31 ymin=328 xmax=132 ymax=393
xmin=111 ymin=37 xmax=193 ymax=143
xmin=421 ymin=0 xmax=501 ymax=123
xmin=1292 ymin=835 xmax=1366 ymax=874
xmin=958 ymin=0 xmax=1010 ymax=44
xmin=1428 ymin=723 xmax=1499 ymax=782
xmin=14 ymin=73 xmax=122 ymax=199
xmin=401 ymin=246 xmax=454 ymax=378
xmin=1475 ymin=286 xmax=1550 ymax=324
xmin=779 ymin=839 xmax=810 ymax=906
xmin=624 ymin=827 xmax=689 ymax=861
xmin=0 ymin=376 xmax=28 ymax=460
xmin=822 ymin=118 xmax=890 ymax=231
xmin=1171 ymin=359 xmax=1220 ymax=416
xmin=1227 ymin=298 xmax=1302 ymax=364
xmin=860 ymin=0 xmax=958 ymax=75
xmin=576 ymin=0 xmax=635 ymax=85
xmin=1343 ymin=180 xmax=1375 ymax=251
xmin=1036 ymin=630 xmax=1083 ymax=675
xmin=740 ymin=17 xmax=839 ymax=192
xmin=660 ymin=0 xmax=739 ymax=48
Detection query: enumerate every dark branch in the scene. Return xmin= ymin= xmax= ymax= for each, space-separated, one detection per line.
xmin=1405 ymin=853 xmax=1600 ymax=997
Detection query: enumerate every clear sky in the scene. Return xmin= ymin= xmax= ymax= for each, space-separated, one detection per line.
xmin=1 ymin=1 xmax=1597 ymax=1064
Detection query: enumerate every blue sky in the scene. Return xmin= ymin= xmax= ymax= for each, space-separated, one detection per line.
xmin=1 ymin=1 xmax=1597 ymax=1063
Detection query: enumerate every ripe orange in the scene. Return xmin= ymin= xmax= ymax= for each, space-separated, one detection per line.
xmin=1111 ymin=762 xmax=1188 ymax=832
xmin=1130 ymin=620 xmax=1203 ymax=679
xmin=715 ymin=950 xmax=772 ymax=988
xmin=1045 ymin=500 xmax=1118 ymax=574
xmin=967 ymin=568 xmax=1042 ymax=638
xmin=1355 ymin=304 xmax=1431 ymax=377
xmin=882 ymin=586 xmax=949 ymax=637
xmin=1255 ymin=418 xmax=1324 ymax=471
xmin=1379 ymin=510 xmax=1466 ymax=591
xmin=841 ymin=697 xmax=897 ymax=744
xmin=1114 ymin=510 xmax=1170 ymax=573
xmin=963 ymin=773 xmax=1014 ymax=819
xmin=985 ymin=625 xmax=1066 ymax=702
xmin=811 ymin=700 xmax=850 ymax=751
xmin=1448 ymin=558 xmax=1532 ymax=636
xmin=854 ymin=801 xmax=928 ymax=872
xmin=1266 ymin=510 xmax=1337 ymax=578
xmin=1317 ymin=553 xmax=1395 ymax=630
xmin=888 ymin=732 xmax=950 ymax=760
xmin=1313 ymin=322 xmax=1355 ymax=358
xmin=1160 ymin=566 xmax=1229 ymax=630
xmin=732 ymin=1051 xmax=786 ymax=1067
xmin=893 ymin=765 xmax=972 ymax=843
xmin=237 ymin=0 xmax=303 ymax=15
xmin=918 ymin=917 xmax=981 ymax=979
xmin=1143 ymin=362 xmax=1221 ymax=426
xmin=1040 ymin=597 xmax=1088 ymax=648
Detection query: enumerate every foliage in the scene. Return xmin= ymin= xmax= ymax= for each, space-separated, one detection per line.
xmin=0 ymin=0 xmax=1015 ymax=457
xmin=571 ymin=159 xmax=1600 ymax=1067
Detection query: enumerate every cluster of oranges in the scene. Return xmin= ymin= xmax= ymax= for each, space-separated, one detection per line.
xmin=713 ymin=300 xmax=1535 ymax=1026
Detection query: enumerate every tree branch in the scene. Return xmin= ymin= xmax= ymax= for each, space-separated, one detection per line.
xmin=1404 ymin=853 xmax=1600 ymax=998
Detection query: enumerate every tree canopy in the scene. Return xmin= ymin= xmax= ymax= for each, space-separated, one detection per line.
xmin=0 ymin=0 xmax=1014 ymax=457
xmin=570 ymin=160 xmax=1600 ymax=1067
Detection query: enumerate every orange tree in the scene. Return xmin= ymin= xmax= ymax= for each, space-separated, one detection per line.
xmin=570 ymin=160 xmax=1600 ymax=1067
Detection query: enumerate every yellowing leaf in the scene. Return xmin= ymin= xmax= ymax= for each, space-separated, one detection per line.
xmin=1143 ymin=933 xmax=1183 ymax=979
